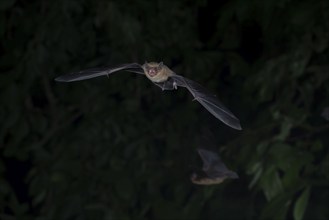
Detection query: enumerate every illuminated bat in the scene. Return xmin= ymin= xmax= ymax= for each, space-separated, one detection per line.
xmin=55 ymin=62 xmax=242 ymax=130
xmin=191 ymin=148 xmax=238 ymax=185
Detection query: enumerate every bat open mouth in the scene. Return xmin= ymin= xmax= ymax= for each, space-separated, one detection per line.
xmin=148 ymin=68 xmax=158 ymax=77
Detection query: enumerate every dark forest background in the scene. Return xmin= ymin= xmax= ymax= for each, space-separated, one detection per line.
xmin=1 ymin=0 xmax=328 ymax=219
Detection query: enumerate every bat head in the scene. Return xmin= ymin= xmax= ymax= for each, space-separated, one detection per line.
xmin=143 ymin=62 xmax=164 ymax=77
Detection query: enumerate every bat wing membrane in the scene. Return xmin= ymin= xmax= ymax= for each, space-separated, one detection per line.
xmin=55 ymin=63 xmax=143 ymax=82
xmin=197 ymin=148 xmax=239 ymax=179
xmin=197 ymin=149 xmax=229 ymax=177
xmin=170 ymin=75 xmax=242 ymax=130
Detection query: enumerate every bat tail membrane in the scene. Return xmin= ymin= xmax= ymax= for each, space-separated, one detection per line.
xmin=171 ymin=75 xmax=242 ymax=130
xmin=55 ymin=63 xmax=143 ymax=82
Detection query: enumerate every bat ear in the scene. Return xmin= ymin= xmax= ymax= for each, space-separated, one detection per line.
xmin=159 ymin=62 xmax=163 ymax=67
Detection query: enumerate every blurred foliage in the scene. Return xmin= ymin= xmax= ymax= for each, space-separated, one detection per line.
xmin=1 ymin=0 xmax=328 ymax=219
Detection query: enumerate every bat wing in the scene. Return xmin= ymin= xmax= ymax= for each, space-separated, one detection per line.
xmin=55 ymin=63 xmax=144 ymax=82
xmin=169 ymin=75 xmax=242 ymax=130
xmin=197 ymin=149 xmax=227 ymax=175
xmin=197 ymin=148 xmax=239 ymax=179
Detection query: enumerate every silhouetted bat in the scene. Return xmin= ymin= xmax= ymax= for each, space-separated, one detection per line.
xmin=55 ymin=62 xmax=241 ymax=130
xmin=191 ymin=148 xmax=238 ymax=185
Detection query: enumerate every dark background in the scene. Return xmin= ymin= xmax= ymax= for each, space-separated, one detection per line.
xmin=1 ymin=0 xmax=328 ymax=219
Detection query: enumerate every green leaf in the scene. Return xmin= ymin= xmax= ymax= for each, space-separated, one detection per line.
xmin=275 ymin=119 xmax=293 ymax=141
xmin=261 ymin=166 xmax=284 ymax=201
xmin=293 ymin=187 xmax=311 ymax=220
xmin=248 ymin=162 xmax=263 ymax=189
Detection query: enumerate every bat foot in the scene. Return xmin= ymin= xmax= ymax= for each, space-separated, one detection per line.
xmin=173 ymin=81 xmax=177 ymax=89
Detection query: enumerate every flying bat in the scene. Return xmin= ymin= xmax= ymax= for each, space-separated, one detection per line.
xmin=55 ymin=62 xmax=242 ymax=130
xmin=191 ymin=148 xmax=238 ymax=185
